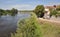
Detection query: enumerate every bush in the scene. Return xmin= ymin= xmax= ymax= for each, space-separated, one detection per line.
xmin=50 ymin=9 xmax=58 ymax=17
xmin=11 ymin=13 xmax=42 ymax=37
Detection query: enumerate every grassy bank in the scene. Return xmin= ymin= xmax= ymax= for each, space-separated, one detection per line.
xmin=11 ymin=13 xmax=42 ymax=37
xmin=38 ymin=19 xmax=60 ymax=37
xmin=11 ymin=12 xmax=60 ymax=37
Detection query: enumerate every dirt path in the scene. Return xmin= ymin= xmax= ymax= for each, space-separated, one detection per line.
xmin=38 ymin=18 xmax=60 ymax=24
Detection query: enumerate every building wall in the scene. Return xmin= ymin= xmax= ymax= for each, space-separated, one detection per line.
xmin=44 ymin=8 xmax=50 ymax=19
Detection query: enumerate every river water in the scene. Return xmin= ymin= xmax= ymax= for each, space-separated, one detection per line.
xmin=0 ymin=12 xmax=30 ymax=37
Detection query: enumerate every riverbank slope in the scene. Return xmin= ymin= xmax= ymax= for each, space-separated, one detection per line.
xmin=38 ymin=18 xmax=60 ymax=37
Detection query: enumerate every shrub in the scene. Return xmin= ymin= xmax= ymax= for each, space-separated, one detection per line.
xmin=11 ymin=13 xmax=42 ymax=37
xmin=50 ymin=9 xmax=58 ymax=17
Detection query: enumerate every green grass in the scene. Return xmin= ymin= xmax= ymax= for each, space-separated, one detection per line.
xmin=39 ymin=21 xmax=60 ymax=37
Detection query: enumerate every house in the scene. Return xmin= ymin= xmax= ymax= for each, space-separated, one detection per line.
xmin=44 ymin=8 xmax=50 ymax=19
xmin=43 ymin=5 xmax=56 ymax=19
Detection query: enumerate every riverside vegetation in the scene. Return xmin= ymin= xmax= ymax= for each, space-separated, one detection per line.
xmin=11 ymin=13 xmax=42 ymax=37
xmin=0 ymin=8 xmax=18 ymax=16
xmin=11 ymin=12 xmax=60 ymax=37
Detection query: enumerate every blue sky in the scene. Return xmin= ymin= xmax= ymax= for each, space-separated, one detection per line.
xmin=0 ymin=0 xmax=60 ymax=10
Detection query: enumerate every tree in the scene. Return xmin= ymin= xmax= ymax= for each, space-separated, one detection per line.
xmin=34 ymin=5 xmax=45 ymax=17
xmin=0 ymin=9 xmax=7 ymax=15
xmin=11 ymin=13 xmax=42 ymax=37
xmin=0 ymin=8 xmax=18 ymax=16
xmin=50 ymin=9 xmax=58 ymax=17
xmin=10 ymin=8 xmax=18 ymax=16
xmin=11 ymin=8 xmax=18 ymax=13
xmin=0 ymin=9 xmax=3 ymax=16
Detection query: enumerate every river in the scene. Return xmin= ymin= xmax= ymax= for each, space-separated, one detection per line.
xmin=0 ymin=12 xmax=30 ymax=37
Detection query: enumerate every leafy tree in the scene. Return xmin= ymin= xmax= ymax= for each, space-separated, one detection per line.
xmin=10 ymin=8 xmax=18 ymax=16
xmin=11 ymin=13 xmax=42 ymax=37
xmin=0 ymin=9 xmax=3 ymax=15
xmin=0 ymin=9 xmax=7 ymax=15
xmin=34 ymin=5 xmax=44 ymax=17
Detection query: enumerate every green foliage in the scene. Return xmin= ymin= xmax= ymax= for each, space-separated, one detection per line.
xmin=50 ymin=6 xmax=60 ymax=17
xmin=0 ymin=9 xmax=6 ymax=15
xmin=34 ymin=5 xmax=44 ymax=17
xmin=11 ymin=13 xmax=42 ymax=37
xmin=50 ymin=10 xmax=57 ymax=15
xmin=50 ymin=9 xmax=60 ymax=17
xmin=50 ymin=9 xmax=58 ymax=17
xmin=0 ymin=8 xmax=18 ymax=16
xmin=10 ymin=8 xmax=18 ymax=16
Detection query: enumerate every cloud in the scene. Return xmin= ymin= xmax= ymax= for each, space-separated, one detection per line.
xmin=0 ymin=4 xmax=35 ymax=10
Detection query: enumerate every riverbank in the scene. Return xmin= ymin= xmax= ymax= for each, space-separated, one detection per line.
xmin=38 ymin=18 xmax=60 ymax=37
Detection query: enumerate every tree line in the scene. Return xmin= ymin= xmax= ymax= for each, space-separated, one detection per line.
xmin=0 ymin=8 xmax=18 ymax=16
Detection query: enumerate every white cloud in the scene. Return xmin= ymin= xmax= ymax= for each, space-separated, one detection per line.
xmin=0 ymin=4 xmax=35 ymax=10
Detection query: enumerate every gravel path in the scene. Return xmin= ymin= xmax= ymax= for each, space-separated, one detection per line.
xmin=38 ymin=18 xmax=60 ymax=24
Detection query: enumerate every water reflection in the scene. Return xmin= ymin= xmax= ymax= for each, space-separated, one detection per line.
xmin=0 ymin=12 xmax=30 ymax=37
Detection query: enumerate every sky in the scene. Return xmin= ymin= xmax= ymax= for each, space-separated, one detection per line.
xmin=0 ymin=0 xmax=60 ymax=10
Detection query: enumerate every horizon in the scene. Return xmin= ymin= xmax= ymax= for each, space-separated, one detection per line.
xmin=0 ymin=0 xmax=60 ymax=10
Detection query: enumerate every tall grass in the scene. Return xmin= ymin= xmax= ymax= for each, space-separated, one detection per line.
xmin=38 ymin=20 xmax=60 ymax=37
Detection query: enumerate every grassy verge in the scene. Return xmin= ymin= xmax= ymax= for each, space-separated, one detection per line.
xmin=38 ymin=19 xmax=60 ymax=37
